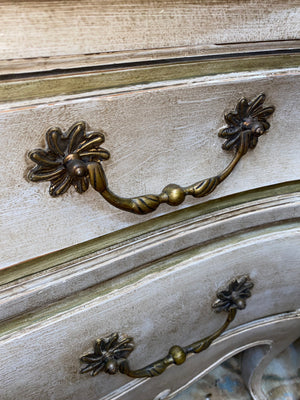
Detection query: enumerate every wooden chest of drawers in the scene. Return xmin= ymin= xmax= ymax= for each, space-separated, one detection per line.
xmin=0 ymin=2 xmax=299 ymax=399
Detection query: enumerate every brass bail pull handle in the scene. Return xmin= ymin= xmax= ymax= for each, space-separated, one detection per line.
xmin=28 ymin=94 xmax=274 ymax=215
xmin=80 ymin=276 xmax=254 ymax=379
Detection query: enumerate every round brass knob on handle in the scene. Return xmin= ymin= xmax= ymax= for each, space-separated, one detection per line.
xmin=28 ymin=94 xmax=274 ymax=215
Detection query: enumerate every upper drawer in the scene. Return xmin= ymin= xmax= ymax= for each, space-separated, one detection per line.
xmin=1 ymin=61 xmax=299 ymax=269
xmin=0 ymin=0 xmax=299 ymax=74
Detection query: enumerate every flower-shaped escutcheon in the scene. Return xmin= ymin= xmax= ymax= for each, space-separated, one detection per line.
xmin=212 ymin=276 xmax=254 ymax=313
xmin=219 ymin=94 xmax=274 ymax=153
xmin=28 ymin=121 xmax=110 ymax=196
xmin=80 ymin=333 xmax=134 ymax=376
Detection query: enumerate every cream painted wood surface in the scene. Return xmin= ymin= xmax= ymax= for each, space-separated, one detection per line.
xmin=1 ymin=1 xmax=299 ymax=399
xmin=1 ymin=68 xmax=299 ymax=268
xmin=0 ymin=209 xmax=299 ymax=400
xmin=0 ymin=191 xmax=300 ymax=320
xmin=0 ymin=0 xmax=298 ymax=70
xmin=1 ymin=190 xmax=299 ymax=321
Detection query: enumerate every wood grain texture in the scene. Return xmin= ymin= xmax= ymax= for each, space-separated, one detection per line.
xmin=1 ymin=69 xmax=299 ymax=268
xmin=0 ymin=0 xmax=298 ymax=64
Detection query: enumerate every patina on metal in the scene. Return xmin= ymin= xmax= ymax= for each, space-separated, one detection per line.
xmin=28 ymin=94 xmax=274 ymax=215
xmin=80 ymin=276 xmax=254 ymax=379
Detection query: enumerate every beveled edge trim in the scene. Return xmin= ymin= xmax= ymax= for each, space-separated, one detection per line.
xmin=0 ymin=54 xmax=300 ymax=105
xmin=1 ymin=181 xmax=299 ymax=286
xmin=0 ymin=186 xmax=299 ymax=327
xmin=1 ymin=41 xmax=299 ymax=76
xmin=0 ymin=225 xmax=299 ymax=339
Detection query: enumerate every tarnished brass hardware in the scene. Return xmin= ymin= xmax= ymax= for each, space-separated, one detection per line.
xmin=80 ymin=276 xmax=254 ymax=378
xmin=28 ymin=94 xmax=274 ymax=215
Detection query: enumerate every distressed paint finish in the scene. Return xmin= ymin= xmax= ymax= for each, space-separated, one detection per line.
xmin=0 ymin=181 xmax=298 ymax=286
xmin=0 ymin=191 xmax=299 ymax=323
xmin=26 ymin=94 xmax=275 ymax=215
xmin=2 ymin=54 xmax=300 ymax=104
xmin=0 ymin=69 xmax=299 ymax=268
xmin=0 ymin=223 xmax=299 ymax=399
xmin=0 ymin=1 xmax=299 ymax=399
xmin=0 ymin=41 xmax=299 ymax=76
xmin=0 ymin=0 xmax=298 ymax=64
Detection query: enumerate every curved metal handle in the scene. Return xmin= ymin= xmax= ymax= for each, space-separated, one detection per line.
xmin=80 ymin=276 xmax=254 ymax=378
xmin=28 ymin=94 xmax=274 ymax=215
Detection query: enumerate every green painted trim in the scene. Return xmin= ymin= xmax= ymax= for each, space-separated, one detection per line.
xmin=1 ymin=180 xmax=299 ymax=286
xmin=0 ymin=219 xmax=298 ymax=338
xmin=1 ymin=54 xmax=299 ymax=104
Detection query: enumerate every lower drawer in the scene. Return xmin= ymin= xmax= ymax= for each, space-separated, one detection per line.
xmin=1 ymin=193 xmax=299 ymax=400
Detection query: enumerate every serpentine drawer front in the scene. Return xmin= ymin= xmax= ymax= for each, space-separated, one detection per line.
xmin=0 ymin=2 xmax=299 ymax=400
xmin=1 ymin=222 xmax=300 ymax=400
xmin=1 ymin=74 xmax=300 ymax=269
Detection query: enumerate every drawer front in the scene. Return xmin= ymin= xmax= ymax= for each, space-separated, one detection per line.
xmin=1 ymin=199 xmax=299 ymax=400
xmin=1 ymin=66 xmax=300 ymax=268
